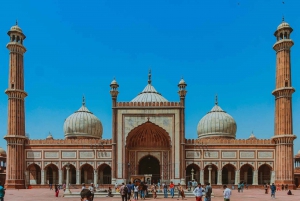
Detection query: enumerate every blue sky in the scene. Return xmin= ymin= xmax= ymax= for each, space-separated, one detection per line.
xmin=0 ymin=0 xmax=300 ymax=154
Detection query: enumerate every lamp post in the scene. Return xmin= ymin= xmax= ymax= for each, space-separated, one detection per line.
xmin=64 ymin=163 xmax=71 ymax=195
xmin=191 ymin=168 xmax=194 ymax=181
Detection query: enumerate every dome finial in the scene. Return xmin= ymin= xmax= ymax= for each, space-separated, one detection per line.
xmin=16 ymin=20 xmax=18 ymax=25
xmin=215 ymin=94 xmax=218 ymax=105
xmin=148 ymin=69 xmax=152 ymax=84
xmin=282 ymin=15 xmax=285 ymax=22
xmin=82 ymin=95 xmax=85 ymax=106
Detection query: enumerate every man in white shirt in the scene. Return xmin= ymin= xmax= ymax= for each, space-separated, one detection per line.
xmin=223 ymin=185 xmax=231 ymax=201
xmin=193 ymin=183 xmax=203 ymax=201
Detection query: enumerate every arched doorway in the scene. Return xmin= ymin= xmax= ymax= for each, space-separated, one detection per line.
xmin=45 ymin=164 xmax=59 ymax=185
xmin=258 ymin=164 xmax=271 ymax=185
xmin=139 ymin=155 xmax=160 ymax=184
xmin=63 ymin=164 xmax=76 ymax=184
xmin=240 ymin=164 xmax=253 ymax=185
xmin=186 ymin=164 xmax=200 ymax=184
xmin=81 ymin=164 xmax=94 ymax=184
xmin=222 ymin=164 xmax=236 ymax=184
xmin=204 ymin=164 xmax=218 ymax=184
xmin=28 ymin=164 xmax=41 ymax=184
xmin=98 ymin=164 xmax=111 ymax=184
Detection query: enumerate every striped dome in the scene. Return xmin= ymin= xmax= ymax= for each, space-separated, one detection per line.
xmin=131 ymin=84 xmax=168 ymax=102
xmin=63 ymin=98 xmax=103 ymax=139
xmin=197 ymin=103 xmax=237 ymax=139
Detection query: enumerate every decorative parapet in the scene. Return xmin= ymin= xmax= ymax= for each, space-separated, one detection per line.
xmin=26 ymin=138 xmax=112 ymax=145
xmin=116 ymin=101 xmax=181 ymax=107
xmin=185 ymin=138 xmax=273 ymax=145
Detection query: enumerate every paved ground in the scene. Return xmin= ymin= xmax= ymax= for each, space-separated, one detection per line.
xmin=3 ymin=188 xmax=300 ymax=201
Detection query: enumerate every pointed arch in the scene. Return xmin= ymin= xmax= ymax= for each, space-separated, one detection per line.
xmin=240 ymin=164 xmax=254 ymax=185
xmin=186 ymin=163 xmax=201 ymax=184
xmin=126 ymin=121 xmax=171 ymax=149
xmin=204 ymin=164 xmax=218 ymax=185
xmin=27 ymin=164 xmax=41 ymax=184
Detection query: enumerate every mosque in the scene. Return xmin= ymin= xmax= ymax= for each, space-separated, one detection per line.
xmin=3 ymin=19 xmax=299 ymax=189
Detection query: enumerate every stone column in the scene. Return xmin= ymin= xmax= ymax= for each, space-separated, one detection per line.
xmin=41 ymin=170 xmax=45 ymax=185
xmin=253 ymin=170 xmax=258 ymax=185
xmin=270 ymin=171 xmax=275 ymax=184
xmin=94 ymin=169 xmax=98 ymax=185
xmin=25 ymin=170 xmax=29 ymax=186
xmin=235 ymin=170 xmax=240 ymax=185
xmin=217 ymin=170 xmax=222 ymax=185
xmin=200 ymin=170 xmax=204 ymax=185
xmin=53 ymin=171 xmax=57 ymax=184
xmin=208 ymin=167 xmax=212 ymax=185
xmin=58 ymin=170 xmax=63 ymax=185
xmin=212 ymin=170 xmax=216 ymax=184
xmin=76 ymin=169 xmax=81 ymax=185
xmin=64 ymin=166 xmax=71 ymax=194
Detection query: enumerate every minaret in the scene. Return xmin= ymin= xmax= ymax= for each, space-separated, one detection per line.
xmin=4 ymin=22 xmax=27 ymax=189
xmin=110 ymin=78 xmax=119 ymax=184
xmin=272 ymin=18 xmax=297 ymax=186
xmin=178 ymin=78 xmax=187 ymax=185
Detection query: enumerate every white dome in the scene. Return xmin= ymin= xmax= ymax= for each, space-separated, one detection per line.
xmin=0 ymin=147 xmax=6 ymax=155
xmin=277 ymin=21 xmax=290 ymax=30
xmin=131 ymin=84 xmax=168 ymax=102
xmin=197 ymin=104 xmax=237 ymax=139
xmin=63 ymin=99 xmax=103 ymax=139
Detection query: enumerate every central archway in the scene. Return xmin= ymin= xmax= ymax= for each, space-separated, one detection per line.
xmin=139 ymin=155 xmax=160 ymax=183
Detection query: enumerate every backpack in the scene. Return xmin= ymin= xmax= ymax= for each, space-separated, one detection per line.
xmin=123 ymin=185 xmax=128 ymax=194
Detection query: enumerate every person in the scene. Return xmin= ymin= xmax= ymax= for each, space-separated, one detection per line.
xmin=55 ymin=184 xmax=59 ymax=197
xmin=285 ymin=184 xmax=288 ymax=191
xmin=270 ymin=183 xmax=276 ymax=199
xmin=139 ymin=182 xmax=145 ymax=199
xmin=89 ymin=183 xmax=96 ymax=201
xmin=245 ymin=183 xmax=248 ymax=190
xmin=80 ymin=188 xmax=92 ymax=201
xmin=169 ymin=181 xmax=175 ymax=198
xmin=115 ymin=182 xmax=118 ymax=191
xmin=276 ymin=184 xmax=280 ymax=191
xmin=188 ymin=180 xmax=192 ymax=191
xmin=193 ymin=183 xmax=203 ymax=201
xmin=0 ymin=181 xmax=5 ymax=201
xmin=163 ymin=182 xmax=168 ymax=198
xmin=157 ymin=181 xmax=160 ymax=193
xmin=107 ymin=186 xmax=114 ymax=197
xmin=151 ymin=183 xmax=157 ymax=199
xmin=240 ymin=182 xmax=244 ymax=192
xmin=82 ymin=183 xmax=86 ymax=189
xmin=287 ymin=189 xmax=293 ymax=195
xmin=281 ymin=184 xmax=284 ymax=191
xmin=63 ymin=183 xmax=66 ymax=192
xmin=264 ymin=183 xmax=268 ymax=194
xmin=237 ymin=183 xmax=241 ymax=193
xmin=49 ymin=182 xmax=53 ymax=190
xmin=177 ymin=183 xmax=185 ymax=200
xmin=127 ymin=182 xmax=133 ymax=201
xmin=192 ymin=180 xmax=197 ymax=190
xmin=223 ymin=185 xmax=231 ymax=201
xmin=205 ymin=182 xmax=212 ymax=201
xmin=133 ymin=183 xmax=139 ymax=200
xmin=120 ymin=182 xmax=128 ymax=201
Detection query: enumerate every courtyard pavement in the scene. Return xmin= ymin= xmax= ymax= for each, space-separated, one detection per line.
xmin=3 ymin=188 xmax=300 ymax=201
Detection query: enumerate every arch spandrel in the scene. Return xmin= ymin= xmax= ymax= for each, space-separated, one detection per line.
xmin=126 ymin=121 xmax=171 ymax=148
xmin=27 ymin=162 xmax=41 ymax=169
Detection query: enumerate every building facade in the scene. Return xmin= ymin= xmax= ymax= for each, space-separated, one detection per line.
xmin=3 ymin=20 xmax=298 ymax=189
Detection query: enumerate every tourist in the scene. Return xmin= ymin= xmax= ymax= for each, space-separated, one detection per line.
xmin=237 ymin=183 xmax=241 ymax=193
xmin=188 ymin=180 xmax=192 ymax=191
xmin=287 ymin=189 xmax=293 ymax=195
xmin=285 ymin=184 xmax=288 ymax=190
xmin=276 ymin=184 xmax=280 ymax=191
xmin=54 ymin=184 xmax=59 ymax=197
xmin=127 ymin=182 xmax=133 ymax=201
xmin=245 ymin=183 xmax=248 ymax=190
xmin=169 ymin=181 xmax=175 ymax=198
xmin=281 ymin=184 xmax=284 ymax=191
xmin=177 ymin=183 xmax=185 ymax=200
xmin=133 ymin=183 xmax=139 ymax=200
xmin=240 ymin=182 xmax=244 ymax=192
xmin=205 ymin=182 xmax=212 ymax=201
xmin=264 ymin=183 xmax=268 ymax=194
xmin=63 ymin=183 xmax=66 ymax=192
xmin=139 ymin=182 xmax=145 ymax=199
xmin=151 ymin=183 xmax=157 ymax=199
xmin=82 ymin=183 xmax=86 ymax=189
xmin=80 ymin=188 xmax=92 ymax=201
xmin=223 ymin=185 xmax=231 ymax=201
xmin=115 ymin=182 xmax=118 ymax=191
xmin=0 ymin=181 xmax=4 ymax=201
xmin=163 ymin=182 xmax=168 ymax=198
xmin=270 ymin=183 xmax=276 ymax=199
xmin=89 ymin=183 xmax=96 ymax=201
xmin=120 ymin=182 xmax=128 ymax=201
xmin=157 ymin=181 xmax=160 ymax=192
xmin=193 ymin=183 xmax=203 ymax=201
xmin=192 ymin=180 xmax=197 ymax=190
xmin=107 ymin=186 xmax=114 ymax=197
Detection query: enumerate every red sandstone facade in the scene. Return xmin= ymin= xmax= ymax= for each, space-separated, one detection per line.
xmin=3 ymin=20 xmax=299 ymax=189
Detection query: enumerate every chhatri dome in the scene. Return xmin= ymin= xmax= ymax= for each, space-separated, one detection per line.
xmin=276 ymin=17 xmax=292 ymax=31
xmin=131 ymin=70 xmax=168 ymax=102
xmin=197 ymin=96 xmax=237 ymax=139
xmin=63 ymin=96 xmax=103 ymax=139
